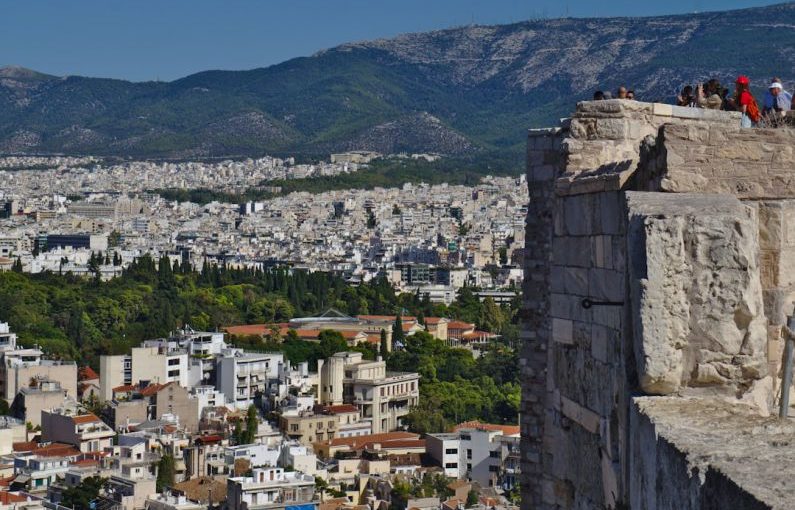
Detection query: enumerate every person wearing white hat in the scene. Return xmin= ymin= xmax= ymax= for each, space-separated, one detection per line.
xmin=763 ymin=79 xmax=792 ymax=115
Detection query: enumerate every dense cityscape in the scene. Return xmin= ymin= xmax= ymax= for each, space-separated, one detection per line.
xmin=0 ymin=154 xmax=527 ymax=301
xmin=3 ymin=0 xmax=792 ymax=509
xmin=0 ymin=151 xmax=525 ymax=510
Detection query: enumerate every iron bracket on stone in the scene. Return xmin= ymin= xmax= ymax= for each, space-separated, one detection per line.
xmin=581 ymin=298 xmax=624 ymax=309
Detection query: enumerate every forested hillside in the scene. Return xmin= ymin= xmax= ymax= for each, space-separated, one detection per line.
xmin=2 ymin=3 xmax=793 ymax=159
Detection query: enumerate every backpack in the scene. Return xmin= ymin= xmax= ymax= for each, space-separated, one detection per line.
xmin=746 ymin=95 xmax=761 ymax=123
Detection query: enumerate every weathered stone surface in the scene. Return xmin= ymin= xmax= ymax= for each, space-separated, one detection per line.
xmin=626 ymin=192 xmax=768 ymax=397
xmin=645 ymin=123 xmax=795 ymax=199
xmin=631 ymin=397 xmax=795 ymax=510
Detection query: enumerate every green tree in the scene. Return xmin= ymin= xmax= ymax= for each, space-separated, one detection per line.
xmin=392 ymin=313 xmax=405 ymax=349
xmin=156 ymin=454 xmax=175 ymax=492
xmin=61 ymin=476 xmax=105 ymax=510
xmin=466 ymin=489 xmax=480 ymax=507
xmin=108 ymin=230 xmax=121 ymax=248
xmin=479 ymin=297 xmax=505 ymax=333
xmin=245 ymin=404 xmax=259 ymax=444
xmin=317 ymin=330 xmax=348 ymax=360
xmin=233 ymin=419 xmax=244 ymax=445
xmin=390 ymin=480 xmax=411 ymax=510
xmin=379 ymin=329 xmax=389 ymax=359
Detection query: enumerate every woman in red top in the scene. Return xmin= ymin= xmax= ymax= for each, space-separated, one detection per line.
xmin=735 ymin=75 xmax=758 ymax=128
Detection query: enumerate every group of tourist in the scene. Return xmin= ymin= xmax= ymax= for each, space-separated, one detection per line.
xmin=676 ymin=76 xmax=792 ymax=127
xmin=593 ymin=76 xmax=793 ymax=129
xmin=593 ymin=86 xmax=635 ymax=101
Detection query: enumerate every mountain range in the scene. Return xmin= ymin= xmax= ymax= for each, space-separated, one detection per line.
xmin=1 ymin=2 xmax=794 ymax=160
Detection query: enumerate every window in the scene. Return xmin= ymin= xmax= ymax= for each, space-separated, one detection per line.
xmin=466 ymin=449 xmax=472 ymax=459
xmin=290 ymin=424 xmax=298 ymax=432
xmin=467 ymin=463 xmax=472 ymax=471
xmin=489 ymin=450 xmax=501 ymax=458
xmin=460 ymin=434 xmax=471 ymax=440
xmin=489 ymin=465 xmax=500 ymax=472
xmin=445 ymin=448 xmax=458 ymax=455
xmin=445 ymin=463 xmax=458 ymax=469
xmin=168 ymin=369 xmax=180 ymax=377
xmin=168 ymin=358 xmax=180 ymax=366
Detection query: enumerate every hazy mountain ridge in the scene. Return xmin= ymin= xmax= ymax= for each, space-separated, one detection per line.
xmin=1 ymin=2 xmax=794 ymax=159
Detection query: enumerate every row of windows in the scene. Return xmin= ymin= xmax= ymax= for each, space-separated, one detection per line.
xmin=379 ymin=381 xmax=416 ymax=397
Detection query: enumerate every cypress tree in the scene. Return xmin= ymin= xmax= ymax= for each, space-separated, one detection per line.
xmin=392 ymin=313 xmax=405 ymax=350
xmin=380 ymin=329 xmax=390 ymax=359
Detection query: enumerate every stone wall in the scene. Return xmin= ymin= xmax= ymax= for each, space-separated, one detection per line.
xmin=626 ymin=192 xmax=769 ymax=401
xmin=521 ymin=99 xmax=795 ymax=509
xmin=638 ymin=123 xmax=795 ymax=199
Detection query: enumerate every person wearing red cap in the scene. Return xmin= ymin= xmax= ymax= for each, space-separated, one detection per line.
xmin=734 ymin=75 xmax=760 ymax=128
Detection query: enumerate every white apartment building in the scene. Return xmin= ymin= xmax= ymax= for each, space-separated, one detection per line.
xmin=217 ymin=349 xmax=283 ymax=409
xmin=99 ymin=347 xmax=188 ymax=401
xmin=224 ymin=443 xmax=281 ymax=469
xmin=426 ymin=425 xmax=520 ymax=488
xmin=0 ymin=323 xmax=77 ymax=402
xmin=41 ymin=409 xmax=115 ymax=453
xmin=226 ymin=467 xmax=316 ymax=510
xmin=100 ymin=328 xmax=225 ymax=401
xmin=319 ymin=352 xmax=419 ymax=434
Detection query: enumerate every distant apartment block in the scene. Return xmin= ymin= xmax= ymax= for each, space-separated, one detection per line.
xmin=319 ymin=352 xmax=419 ymax=434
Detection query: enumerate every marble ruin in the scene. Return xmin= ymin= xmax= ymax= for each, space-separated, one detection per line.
xmin=520 ymin=100 xmax=795 ymax=509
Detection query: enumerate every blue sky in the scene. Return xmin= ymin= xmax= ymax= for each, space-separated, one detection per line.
xmin=0 ymin=0 xmax=784 ymax=81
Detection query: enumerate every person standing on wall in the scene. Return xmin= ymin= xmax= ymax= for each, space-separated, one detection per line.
xmin=735 ymin=76 xmax=760 ymax=128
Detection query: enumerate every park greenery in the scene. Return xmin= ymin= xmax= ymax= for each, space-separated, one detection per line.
xmin=0 ymin=254 xmax=520 ymax=432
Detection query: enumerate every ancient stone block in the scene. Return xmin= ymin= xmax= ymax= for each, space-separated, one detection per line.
xmin=626 ymin=192 xmax=768 ymax=397
xmin=552 ymin=319 xmax=574 ymax=344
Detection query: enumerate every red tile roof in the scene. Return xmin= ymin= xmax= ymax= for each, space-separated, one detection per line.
xmin=423 ymin=317 xmax=448 ymax=325
xmin=454 ymin=420 xmax=520 ymax=436
xmin=12 ymin=442 xmax=37 ymax=452
xmin=72 ymin=458 xmax=99 ymax=467
xmin=224 ymin=324 xmax=273 ymax=336
xmin=0 ymin=492 xmax=27 ymax=504
xmin=447 ymin=321 xmax=475 ymax=330
xmin=112 ymin=384 xmax=136 ymax=392
xmin=361 ymin=439 xmax=425 ymax=450
xmin=195 ymin=434 xmax=223 ymax=445
xmin=72 ymin=413 xmax=101 ymax=424
xmin=78 ymin=366 xmax=99 ymax=381
xmin=14 ymin=442 xmax=82 ymax=458
xmin=139 ymin=383 xmax=164 ymax=397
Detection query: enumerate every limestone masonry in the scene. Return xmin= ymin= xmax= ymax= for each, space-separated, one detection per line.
xmin=520 ymin=100 xmax=795 ymax=509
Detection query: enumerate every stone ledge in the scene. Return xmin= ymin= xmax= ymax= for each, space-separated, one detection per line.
xmin=631 ymin=397 xmax=795 ymax=510
xmin=575 ymin=99 xmax=742 ymax=124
